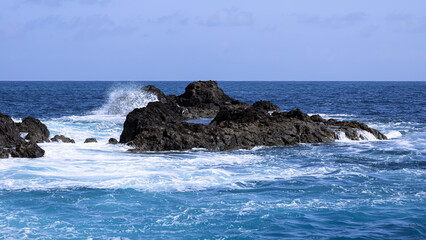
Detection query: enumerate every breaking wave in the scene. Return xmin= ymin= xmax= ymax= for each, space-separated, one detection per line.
xmin=93 ymin=85 xmax=158 ymax=116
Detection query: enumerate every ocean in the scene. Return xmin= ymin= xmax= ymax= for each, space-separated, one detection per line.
xmin=0 ymin=81 xmax=425 ymax=239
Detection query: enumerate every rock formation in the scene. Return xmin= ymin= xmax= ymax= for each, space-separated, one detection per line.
xmin=84 ymin=138 xmax=97 ymax=143
xmin=0 ymin=113 xmax=46 ymax=158
xmin=108 ymin=138 xmax=118 ymax=144
xmin=17 ymin=117 xmax=50 ymax=143
xmin=51 ymin=135 xmax=75 ymax=143
xmin=119 ymin=81 xmax=387 ymax=151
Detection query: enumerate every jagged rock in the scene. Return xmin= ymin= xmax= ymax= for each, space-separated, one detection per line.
xmin=176 ymin=81 xmax=250 ymax=119
xmin=126 ymin=101 xmax=335 ymax=151
xmin=0 ymin=149 xmax=9 ymax=159
xmin=10 ymin=142 xmax=45 ymax=158
xmin=0 ymin=113 xmax=25 ymax=148
xmin=17 ymin=117 xmax=50 ymax=143
xmin=310 ymin=114 xmax=326 ymax=123
xmin=84 ymin=138 xmax=97 ymax=143
xmin=108 ymin=138 xmax=118 ymax=144
xmin=326 ymin=120 xmax=387 ymax=140
xmin=141 ymin=85 xmax=168 ymax=103
xmin=51 ymin=135 xmax=75 ymax=143
xmin=120 ymin=81 xmax=387 ymax=152
xmin=120 ymin=101 xmax=184 ymax=143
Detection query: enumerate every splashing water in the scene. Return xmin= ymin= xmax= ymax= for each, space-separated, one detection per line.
xmin=93 ymin=85 xmax=158 ymax=116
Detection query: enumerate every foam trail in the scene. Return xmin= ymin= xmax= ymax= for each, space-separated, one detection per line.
xmin=93 ymin=85 xmax=158 ymax=116
xmin=335 ymin=131 xmax=351 ymax=142
xmin=356 ymin=130 xmax=377 ymax=141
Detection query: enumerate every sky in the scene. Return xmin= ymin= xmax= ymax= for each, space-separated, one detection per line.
xmin=0 ymin=0 xmax=425 ymax=81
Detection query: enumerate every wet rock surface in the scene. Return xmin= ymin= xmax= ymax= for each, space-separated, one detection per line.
xmin=84 ymin=138 xmax=97 ymax=143
xmin=0 ymin=113 xmax=46 ymax=158
xmin=120 ymin=81 xmax=387 ymax=151
xmin=51 ymin=135 xmax=75 ymax=143
xmin=10 ymin=142 xmax=45 ymax=158
xmin=108 ymin=138 xmax=118 ymax=144
xmin=17 ymin=116 xmax=50 ymax=143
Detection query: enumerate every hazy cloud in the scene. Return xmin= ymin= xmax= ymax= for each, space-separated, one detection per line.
xmin=386 ymin=14 xmax=426 ymax=33
xmin=146 ymin=12 xmax=189 ymax=25
xmin=299 ymin=12 xmax=367 ymax=29
xmin=20 ymin=15 xmax=137 ymax=39
xmin=201 ymin=8 xmax=254 ymax=27
xmin=22 ymin=0 xmax=110 ymax=7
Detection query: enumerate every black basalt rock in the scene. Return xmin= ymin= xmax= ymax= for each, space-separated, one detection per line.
xmin=17 ymin=116 xmax=50 ymax=143
xmin=119 ymin=81 xmax=388 ymax=152
xmin=176 ymin=81 xmax=250 ymax=119
xmin=51 ymin=135 xmax=75 ymax=143
xmin=0 ymin=113 xmax=25 ymax=148
xmin=84 ymin=138 xmax=97 ymax=143
xmin=108 ymin=138 xmax=118 ymax=144
xmin=10 ymin=142 xmax=45 ymax=158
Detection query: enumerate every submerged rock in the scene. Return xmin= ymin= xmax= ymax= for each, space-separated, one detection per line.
xmin=84 ymin=138 xmax=97 ymax=143
xmin=17 ymin=116 xmax=50 ymax=143
xmin=119 ymin=81 xmax=387 ymax=152
xmin=51 ymin=135 xmax=75 ymax=143
xmin=108 ymin=138 xmax=118 ymax=144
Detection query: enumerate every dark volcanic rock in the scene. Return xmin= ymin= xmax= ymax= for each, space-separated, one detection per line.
xmin=120 ymin=101 xmax=184 ymax=143
xmin=10 ymin=142 xmax=45 ymax=158
xmin=120 ymin=81 xmax=387 ymax=152
xmin=84 ymin=138 xmax=97 ymax=143
xmin=0 ymin=149 xmax=9 ymax=159
xmin=108 ymin=138 xmax=118 ymax=144
xmin=176 ymin=81 xmax=250 ymax=119
xmin=326 ymin=120 xmax=387 ymax=140
xmin=310 ymin=114 xmax=326 ymax=123
xmin=0 ymin=113 xmax=25 ymax=148
xmin=141 ymin=85 xmax=168 ymax=103
xmin=17 ymin=117 xmax=50 ymax=143
xmin=51 ymin=135 xmax=75 ymax=143
xmin=126 ymin=101 xmax=335 ymax=151
xmin=1 ymin=113 xmax=47 ymax=158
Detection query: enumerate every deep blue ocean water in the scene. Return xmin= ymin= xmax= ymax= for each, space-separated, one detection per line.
xmin=0 ymin=81 xmax=425 ymax=239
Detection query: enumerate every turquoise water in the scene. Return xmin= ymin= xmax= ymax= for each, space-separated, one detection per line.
xmin=0 ymin=81 xmax=425 ymax=239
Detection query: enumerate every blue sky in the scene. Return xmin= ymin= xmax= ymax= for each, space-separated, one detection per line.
xmin=0 ymin=0 xmax=425 ymax=81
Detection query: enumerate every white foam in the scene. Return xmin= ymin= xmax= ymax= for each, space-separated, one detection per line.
xmin=385 ymin=130 xmax=403 ymax=139
xmin=335 ymin=131 xmax=351 ymax=142
xmin=356 ymin=129 xmax=378 ymax=141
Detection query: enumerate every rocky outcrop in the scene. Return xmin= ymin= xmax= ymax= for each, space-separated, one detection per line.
xmin=119 ymin=81 xmax=387 ymax=152
xmin=17 ymin=117 xmax=50 ymax=143
xmin=51 ymin=135 xmax=75 ymax=143
xmin=0 ymin=113 xmax=25 ymax=148
xmin=0 ymin=113 xmax=46 ymax=158
xmin=84 ymin=138 xmax=97 ymax=143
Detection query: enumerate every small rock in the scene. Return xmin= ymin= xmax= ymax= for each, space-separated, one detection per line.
xmin=51 ymin=135 xmax=75 ymax=143
xmin=84 ymin=138 xmax=97 ymax=143
xmin=108 ymin=138 xmax=118 ymax=144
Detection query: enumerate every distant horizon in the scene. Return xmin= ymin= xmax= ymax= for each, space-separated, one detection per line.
xmin=0 ymin=79 xmax=425 ymax=82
